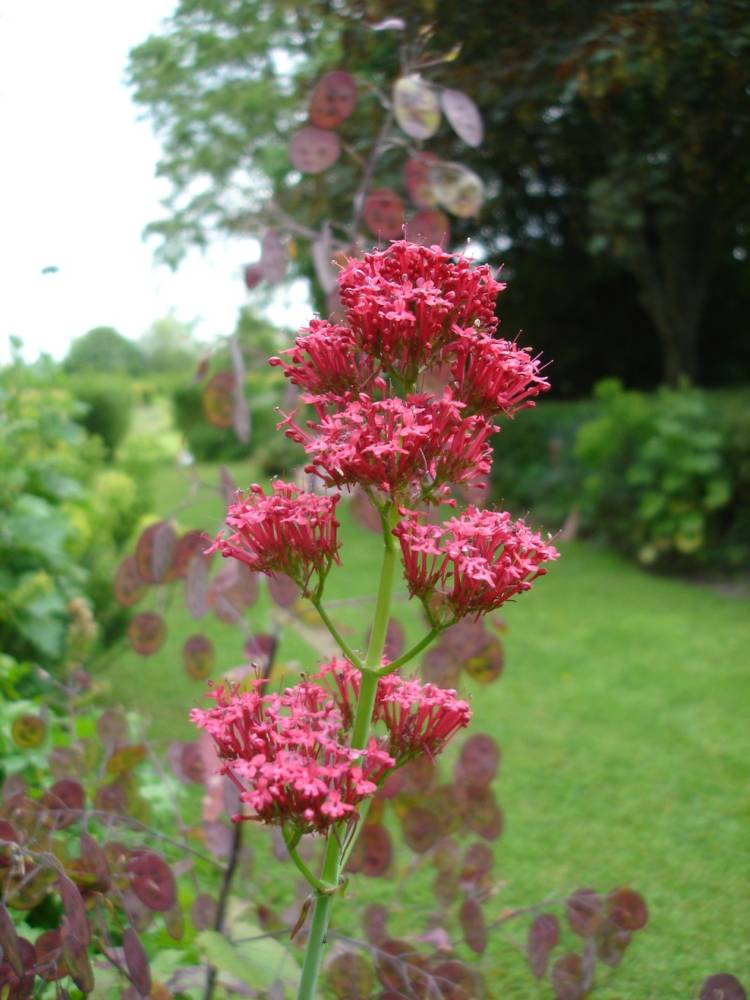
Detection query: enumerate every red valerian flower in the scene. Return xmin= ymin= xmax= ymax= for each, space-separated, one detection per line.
xmin=315 ymin=659 xmax=471 ymax=765
xmin=190 ymin=679 xmax=394 ymax=835
xmin=338 ymin=241 xmax=504 ymax=380
xmin=393 ymin=507 xmax=559 ymax=624
xmin=282 ymin=393 xmax=496 ymax=502
xmin=268 ymin=318 xmax=382 ymax=402
xmin=448 ymin=328 xmax=550 ymax=418
xmin=206 ymin=481 xmax=341 ymax=596
xmin=376 ymin=672 xmax=471 ymax=764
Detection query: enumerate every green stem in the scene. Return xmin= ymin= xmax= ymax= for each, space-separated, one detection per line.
xmin=311 ymin=598 xmax=363 ymax=669
xmin=296 ymin=505 xmax=398 ymax=1000
xmin=284 ymin=829 xmax=334 ymax=894
xmin=338 ymin=797 xmax=373 ymax=872
xmin=295 ymin=836 xmax=339 ymax=1000
xmin=378 ymin=627 xmax=440 ymax=676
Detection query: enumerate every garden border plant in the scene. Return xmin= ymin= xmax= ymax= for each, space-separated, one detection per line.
xmin=5 ymin=243 xmax=741 ymax=999
xmin=191 ymin=239 xmax=561 ymax=998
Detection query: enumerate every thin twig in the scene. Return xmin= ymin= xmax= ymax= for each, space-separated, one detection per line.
xmin=311 ymin=598 xmax=363 ymax=668
xmin=378 ymin=627 xmax=440 ymax=675
xmin=202 ymin=821 xmax=244 ymax=1000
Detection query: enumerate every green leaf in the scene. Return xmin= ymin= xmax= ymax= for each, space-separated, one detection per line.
xmin=17 ymin=612 xmax=65 ymax=659
xmin=197 ymin=927 xmax=298 ymax=992
xmin=704 ymin=479 xmax=731 ymax=510
xmin=5 ymin=494 xmax=69 ymax=558
xmin=638 ymin=492 xmax=665 ymax=520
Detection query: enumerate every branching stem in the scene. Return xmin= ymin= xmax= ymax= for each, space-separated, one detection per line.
xmin=311 ymin=597 xmax=363 ymax=669
xmin=378 ymin=627 xmax=440 ymax=676
xmin=296 ymin=504 xmax=398 ymax=1000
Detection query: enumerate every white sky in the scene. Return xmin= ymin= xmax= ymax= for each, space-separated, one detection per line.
xmin=0 ymin=0 xmax=311 ymax=363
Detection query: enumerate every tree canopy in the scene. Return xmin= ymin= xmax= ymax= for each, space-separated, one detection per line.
xmin=128 ymin=0 xmax=750 ymax=390
xmin=139 ymin=315 xmax=201 ymax=373
xmin=64 ymin=326 xmax=145 ymax=375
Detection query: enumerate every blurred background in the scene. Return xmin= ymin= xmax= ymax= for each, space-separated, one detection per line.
xmin=1 ymin=1 xmax=748 ymax=997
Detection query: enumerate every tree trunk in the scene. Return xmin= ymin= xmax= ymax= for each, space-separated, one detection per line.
xmin=631 ymin=215 xmax=715 ymax=386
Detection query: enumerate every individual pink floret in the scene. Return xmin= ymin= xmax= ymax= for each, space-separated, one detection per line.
xmin=393 ymin=507 xmax=559 ymax=624
xmin=206 ymin=481 xmax=341 ymax=596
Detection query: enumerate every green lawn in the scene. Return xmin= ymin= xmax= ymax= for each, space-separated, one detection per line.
xmin=102 ymin=460 xmax=750 ymax=998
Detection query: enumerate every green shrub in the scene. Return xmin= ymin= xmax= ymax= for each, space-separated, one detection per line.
xmin=575 ymin=380 xmax=749 ymax=570
xmin=63 ymin=325 xmax=145 ymax=375
xmin=172 ymin=368 xmax=298 ymax=473
xmin=0 ymin=366 xmax=147 ymax=672
xmin=172 ymin=380 xmax=248 ymax=460
xmin=490 ymin=398 xmax=594 ymax=529
xmin=488 ymin=382 xmax=749 ymax=572
xmin=67 ymin=373 xmax=134 ymax=455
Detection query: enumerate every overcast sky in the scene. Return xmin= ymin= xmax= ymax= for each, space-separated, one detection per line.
xmin=0 ymin=0 xmax=310 ymax=363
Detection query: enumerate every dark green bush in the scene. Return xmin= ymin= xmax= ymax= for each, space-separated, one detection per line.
xmin=489 ymin=383 xmax=750 ymax=572
xmin=575 ymin=381 xmax=750 ymax=571
xmin=172 ymin=368 xmax=298 ymax=473
xmin=490 ymin=397 xmax=595 ymax=530
xmin=63 ymin=325 xmax=145 ymax=375
xmin=172 ymin=381 xmax=249 ymax=461
xmin=67 ymin=374 xmax=134 ymax=455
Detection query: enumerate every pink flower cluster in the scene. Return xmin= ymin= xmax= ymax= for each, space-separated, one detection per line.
xmin=338 ymin=240 xmax=503 ymax=379
xmin=283 ymin=393 xmax=495 ymax=501
xmin=274 ymin=242 xmax=549 ymax=506
xmin=394 ymin=507 xmax=559 ymax=624
xmin=191 ymin=664 xmax=470 ymax=832
xmin=206 ymin=481 xmax=340 ymax=596
xmin=316 ymin=659 xmax=471 ymax=765
xmin=449 ymin=328 xmax=549 ymax=418
xmin=190 ymin=679 xmax=394 ymax=834
xmin=192 ymin=240 xmax=558 ymax=836
xmin=269 ymin=319 xmax=381 ymax=403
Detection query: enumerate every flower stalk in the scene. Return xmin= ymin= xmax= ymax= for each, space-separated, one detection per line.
xmin=190 ymin=241 xmax=559 ymax=1000
xmin=297 ymin=504 xmax=398 ymax=1000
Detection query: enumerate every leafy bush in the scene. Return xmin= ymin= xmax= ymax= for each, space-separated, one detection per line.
xmin=489 ymin=398 xmax=594 ymax=529
xmin=172 ymin=367 xmax=298 ymax=473
xmin=63 ymin=325 xmax=145 ymax=375
xmin=66 ymin=373 xmax=134 ymax=455
xmin=0 ymin=367 xmax=146 ymax=672
xmin=575 ymin=380 xmax=750 ymax=570
xmin=489 ymin=383 xmax=750 ymax=572
xmin=172 ymin=380 xmax=248 ymax=461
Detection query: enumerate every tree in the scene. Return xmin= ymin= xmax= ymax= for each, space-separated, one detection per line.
xmin=431 ymin=0 xmax=750 ymax=384
xmin=64 ymin=326 xmax=145 ymax=375
xmin=127 ymin=1 xmax=341 ymax=269
xmin=128 ymin=1 xmax=750 ymax=386
xmin=139 ymin=315 xmax=201 ymax=373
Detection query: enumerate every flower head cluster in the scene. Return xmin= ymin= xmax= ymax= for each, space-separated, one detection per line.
xmin=190 ymin=679 xmax=394 ymax=834
xmin=272 ymin=241 xmax=548 ymax=507
xmin=338 ymin=241 xmax=503 ymax=379
xmin=206 ymin=481 xmax=340 ymax=596
xmin=269 ymin=319 xmax=381 ymax=402
xmin=393 ymin=507 xmax=559 ymax=624
xmin=283 ymin=394 xmax=495 ymax=502
xmin=190 ymin=239 xmax=558 ymax=878
xmin=449 ymin=328 xmax=550 ymax=418
xmin=315 ymin=659 xmax=471 ymax=765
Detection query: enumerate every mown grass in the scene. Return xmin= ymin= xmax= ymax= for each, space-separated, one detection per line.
xmin=102 ymin=459 xmax=750 ymax=998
